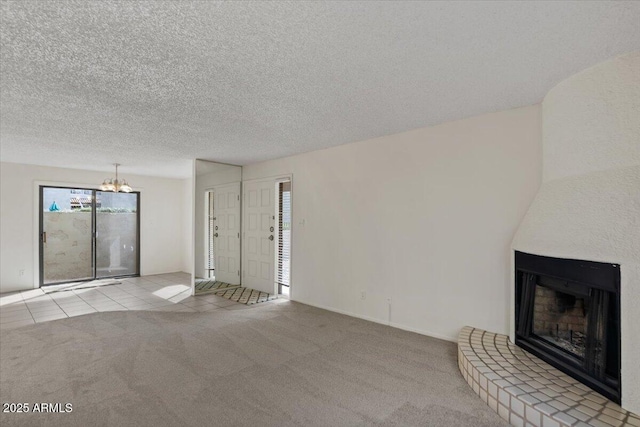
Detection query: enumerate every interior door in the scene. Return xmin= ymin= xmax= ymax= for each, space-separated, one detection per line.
xmin=214 ymin=182 xmax=241 ymax=284
xmin=243 ymin=179 xmax=276 ymax=294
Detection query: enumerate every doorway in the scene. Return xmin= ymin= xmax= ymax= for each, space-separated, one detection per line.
xmin=206 ymin=190 xmax=215 ymax=279
xmin=212 ymin=182 xmax=241 ymax=285
xmin=277 ymin=180 xmax=291 ymax=297
xmin=242 ymin=178 xmax=275 ymax=294
xmin=242 ymin=176 xmax=292 ymax=297
xmin=39 ymin=186 xmax=140 ymax=286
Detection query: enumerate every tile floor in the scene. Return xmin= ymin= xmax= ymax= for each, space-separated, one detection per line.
xmin=458 ymin=326 xmax=640 ymax=427
xmin=0 ymin=272 xmax=257 ymax=330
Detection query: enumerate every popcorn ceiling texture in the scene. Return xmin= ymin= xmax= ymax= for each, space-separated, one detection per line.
xmin=1 ymin=1 xmax=640 ymax=177
xmin=512 ymin=52 xmax=640 ymax=413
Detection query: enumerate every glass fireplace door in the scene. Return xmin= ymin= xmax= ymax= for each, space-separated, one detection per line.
xmin=515 ymin=251 xmax=621 ymax=403
xmin=532 ymin=280 xmax=590 ymax=360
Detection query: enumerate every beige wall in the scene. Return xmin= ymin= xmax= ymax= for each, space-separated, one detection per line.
xmin=182 ymin=176 xmax=194 ymax=275
xmin=0 ymin=162 xmax=190 ymax=293
xmin=243 ymin=105 xmax=542 ymax=341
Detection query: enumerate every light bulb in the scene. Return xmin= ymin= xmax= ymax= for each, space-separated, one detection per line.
xmin=120 ymin=181 xmax=132 ymax=193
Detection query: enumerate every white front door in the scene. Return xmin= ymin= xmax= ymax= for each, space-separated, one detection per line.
xmin=213 ymin=182 xmax=241 ymax=284
xmin=243 ymin=179 xmax=276 ymax=294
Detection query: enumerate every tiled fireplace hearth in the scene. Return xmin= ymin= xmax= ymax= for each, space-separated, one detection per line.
xmin=458 ymin=327 xmax=639 ymax=427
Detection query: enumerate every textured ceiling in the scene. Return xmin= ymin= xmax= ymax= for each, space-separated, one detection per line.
xmin=1 ymin=1 xmax=639 ymax=178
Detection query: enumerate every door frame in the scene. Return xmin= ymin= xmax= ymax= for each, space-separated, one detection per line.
xmin=38 ymin=185 xmax=141 ymax=287
xmin=241 ymin=174 xmax=292 ymax=296
xmin=275 ymin=176 xmax=292 ymax=297
xmin=204 ymin=188 xmax=215 ymax=280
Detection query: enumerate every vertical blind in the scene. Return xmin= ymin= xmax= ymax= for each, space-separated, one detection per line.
xmin=277 ymin=182 xmax=291 ymax=286
xmin=207 ymin=192 xmax=215 ymax=278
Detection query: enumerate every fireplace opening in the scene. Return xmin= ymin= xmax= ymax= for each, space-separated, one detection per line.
xmin=533 ymin=283 xmax=588 ymax=359
xmin=515 ymin=251 xmax=621 ymax=403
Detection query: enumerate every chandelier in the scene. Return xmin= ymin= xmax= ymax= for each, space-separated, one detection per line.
xmin=100 ymin=163 xmax=132 ymax=193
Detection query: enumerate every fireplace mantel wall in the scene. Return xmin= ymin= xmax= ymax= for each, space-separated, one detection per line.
xmin=512 ymin=52 xmax=640 ymax=413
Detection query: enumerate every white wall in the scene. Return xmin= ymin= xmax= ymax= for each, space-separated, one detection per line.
xmin=0 ymin=162 xmax=190 ymax=293
xmin=193 ymin=161 xmax=242 ymax=279
xmin=543 ymin=52 xmax=640 ymax=181
xmin=512 ymin=52 xmax=640 ymax=412
xmin=243 ymin=105 xmax=542 ymax=341
xmin=182 ymin=176 xmax=194 ymax=275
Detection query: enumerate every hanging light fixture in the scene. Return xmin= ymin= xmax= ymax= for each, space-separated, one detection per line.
xmin=100 ymin=163 xmax=132 ymax=193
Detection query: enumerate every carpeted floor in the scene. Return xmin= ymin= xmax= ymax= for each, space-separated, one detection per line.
xmin=0 ymin=300 xmax=508 ymax=427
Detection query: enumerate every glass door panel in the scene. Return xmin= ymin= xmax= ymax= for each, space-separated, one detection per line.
xmin=95 ymin=191 xmax=139 ymax=278
xmin=41 ymin=187 xmax=94 ymax=285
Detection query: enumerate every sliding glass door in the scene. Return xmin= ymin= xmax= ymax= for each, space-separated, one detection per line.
xmin=95 ymin=191 xmax=139 ymax=278
xmin=40 ymin=187 xmax=95 ymax=285
xmin=40 ymin=186 xmax=140 ymax=286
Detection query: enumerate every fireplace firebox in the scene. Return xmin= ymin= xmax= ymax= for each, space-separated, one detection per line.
xmin=515 ymin=251 xmax=621 ymax=403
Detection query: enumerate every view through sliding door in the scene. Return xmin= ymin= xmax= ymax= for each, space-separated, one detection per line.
xmin=95 ymin=191 xmax=140 ymax=279
xmin=40 ymin=186 xmax=140 ymax=286
xmin=40 ymin=187 xmax=94 ymax=285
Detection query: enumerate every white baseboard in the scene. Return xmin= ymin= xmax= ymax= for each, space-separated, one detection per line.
xmin=290 ymin=297 xmax=456 ymax=343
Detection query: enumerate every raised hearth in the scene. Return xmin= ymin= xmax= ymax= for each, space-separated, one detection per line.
xmin=458 ymin=327 xmax=638 ymax=427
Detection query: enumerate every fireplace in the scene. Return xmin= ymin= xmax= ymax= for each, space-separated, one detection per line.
xmin=515 ymin=251 xmax=621 ymax=403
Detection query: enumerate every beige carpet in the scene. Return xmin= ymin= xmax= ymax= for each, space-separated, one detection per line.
xmin=0 ymin=301 xmax=508 ymax=427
